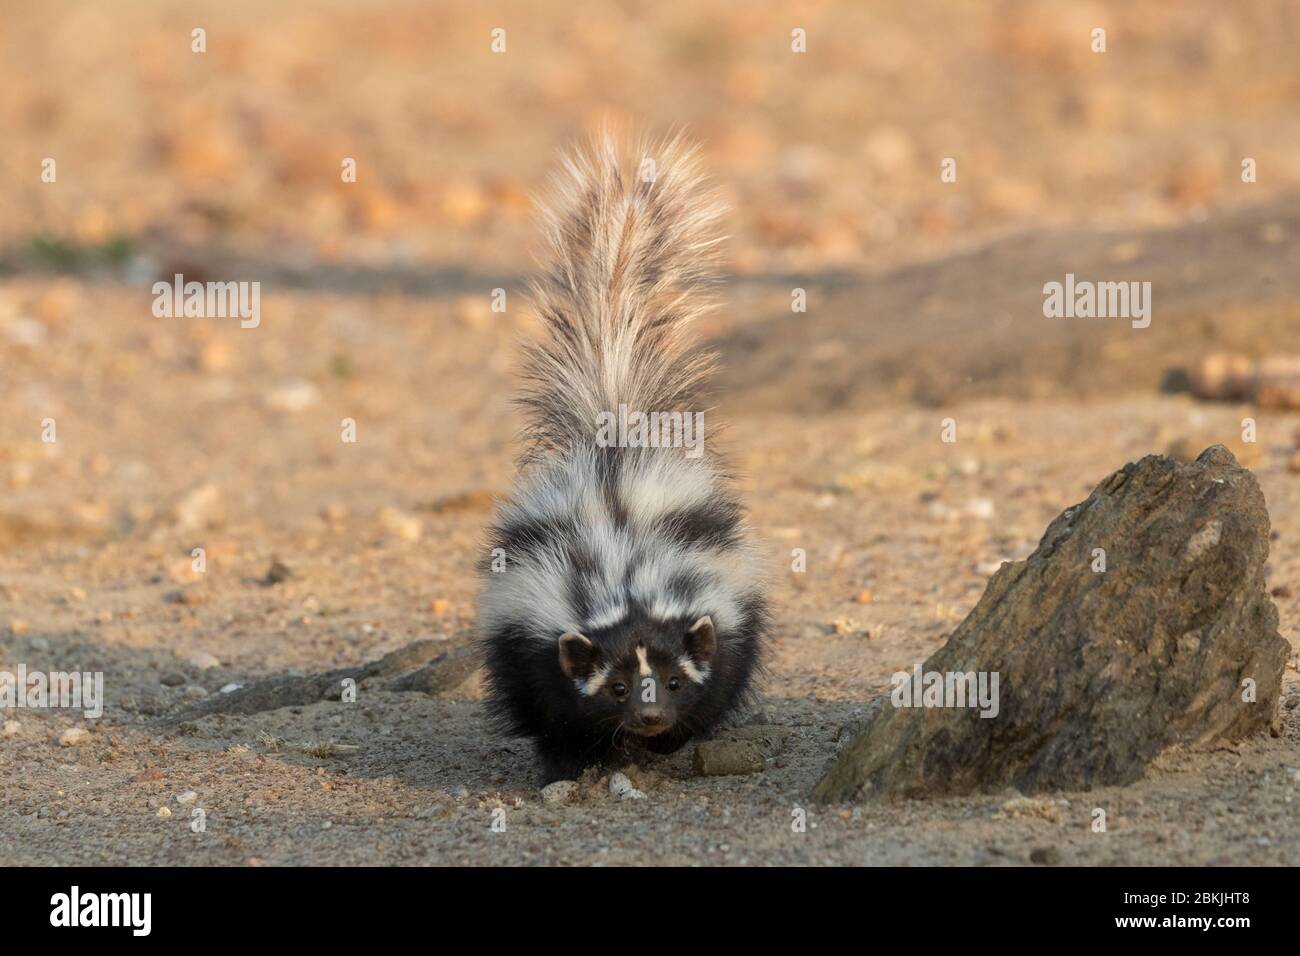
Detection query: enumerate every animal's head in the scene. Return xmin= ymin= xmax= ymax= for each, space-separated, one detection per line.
xmin=557 ymin=615 xmax=716 ymax=737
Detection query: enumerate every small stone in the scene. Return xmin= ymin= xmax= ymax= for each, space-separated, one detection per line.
xmin=173 ymin=482 xmax=222 ymax=531
xmin=59 ymin=727 xmax=89 ymax=747
xmin=187 ymin=651 xmax=221 ymax=670
xmin=264 ymin=379 xmax=321 ymax=413
xmin=1271 ymin=585 xmax=1292 ymax=599
xmin=541 ymin=780 xmax=578 ymax=805
xmin=219 ymin=682 xmax=243 ymax=694
xmin=131 ymin=768 xmax=164 ymax=783
xmin=183 ymin=685 xmax=208 ymax=700
xmin=693 ymin=740 xmax=766 ymax=776
xmin=175 ymin=790 xmax=198 ymax=805
xmin=379 ymin=508 xmax=422 ymax=542
xmin=608 ymin=772 xmax=647 ymax=800
xmin=5 ymin=317 xmax=48 ymax=347
xmin=854 ymin=590 xmax=873 ymax=604
xmin=198 ymin=340 xmax=233 ymax=372
xmin=3 ymin=720 xmax=20 ymax=736
xmin=430 ymin=598 xmax=451 ymax=615
xmin=1030 ymin=846 xmax=1062 ymax=865
xmin=159 ymin=672 xmax=186 ymax=687
xmin=157 ymin=806 xmax=172 ymax=818
xmin=997 ymin=795 xmax=1062 ymax=824
xmin=264 ymin=559 xmax=292 ymax=585
xmin=165 ymin=589 xmax=207 ymax=606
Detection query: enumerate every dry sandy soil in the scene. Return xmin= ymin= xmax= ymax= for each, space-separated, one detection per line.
xmin=1 ymin=0 xmax=1299 ymax=865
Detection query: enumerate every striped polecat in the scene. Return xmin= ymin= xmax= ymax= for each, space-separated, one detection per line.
xmin=479 ymin=133 xmax=768 ymax=784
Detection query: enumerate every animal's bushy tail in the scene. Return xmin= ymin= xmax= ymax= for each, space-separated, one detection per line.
xmin=517 ymin=132 xmax=725 ymax=461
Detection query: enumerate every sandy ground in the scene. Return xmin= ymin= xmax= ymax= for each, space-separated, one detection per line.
xmin=2 ymin=282 xmax=1298 ymax=864
xmin=2 ymin=0 xmax=1300 ymax=865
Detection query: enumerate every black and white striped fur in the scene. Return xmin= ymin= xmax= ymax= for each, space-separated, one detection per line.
xmin=479 ymin=133 xmax=768 ymax=784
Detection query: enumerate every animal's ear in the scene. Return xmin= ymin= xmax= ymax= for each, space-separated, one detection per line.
xmin=558 ymin=631 xmax=598 ymax=679
xmin=684 ymin=615 xmax=716 ymax=662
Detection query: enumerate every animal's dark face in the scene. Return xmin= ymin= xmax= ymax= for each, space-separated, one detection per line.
xmin=558 ymin=615 xmax=716 ymax=738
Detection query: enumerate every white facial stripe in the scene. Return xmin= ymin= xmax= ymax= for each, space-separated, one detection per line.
xmin=579 ymin=663 xmax=612 ymax=696
xmin=678 ymin=655 xmax=709 ymax=684
xmin=636 ymin=646 xmax=652 ymax=677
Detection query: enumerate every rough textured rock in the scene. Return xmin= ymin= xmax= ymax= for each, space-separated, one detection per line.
xmin=154 ymin=640 xmax=477 ymax=727
xmin=694 ymin=740 xmax=766 ymax=776
xmin=814 ymin=445 xmax=1289 ymax=802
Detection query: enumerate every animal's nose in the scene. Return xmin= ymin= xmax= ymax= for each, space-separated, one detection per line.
xmin=638 ymin=707 xmax=666 ymax=728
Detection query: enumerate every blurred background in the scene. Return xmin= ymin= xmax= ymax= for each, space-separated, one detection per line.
xmin=2 ymin=0 xmax=1299 ymax=864
xmin=5 ymin=0 xmax=1300 ymax=271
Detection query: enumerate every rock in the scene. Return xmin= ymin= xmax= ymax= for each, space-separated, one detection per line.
xmin=1190 ymin=353 xmax=1300 ymax=408
xmin=997 ymin=795 xmax=1062 ymax=824
xmin=183 ymin=685 xmax=209 ymax=700
xmin=1190 ymin=353 xmax=1256 ymax=401
xmin=187 ymin=651 xmax=221 ymax=670
xmin=175 ymin=790 xmax=198 ymax=805
xmin=3 ymin=720 xmax=20 ymax=737
xmin=541 ymin=780 xmax=578 ymax=805
xmin=693 ymin=740 xmax=766 ymax=776
xmin=381 ymin=646 xmax=479 ymax=696
xmin=814 ymin=446 xmax=1288 ymax=802
xmin=264 ymin=559 xmax=292 ymax=585
xmin=59 ymin=727 xmax=89 ymax=747
xmin=165 ymin=589 xmax=207 ymax=606
xmin=378 ymin=508 xmax=422 ymax=542
xmin=1166 ymin=434 xmax=1259 ymax=468
xmin=155 ymin=640 xmax=467 ymax=728
xmin=4 ymin=316 xmax=48 ymax=347
xmin=1030 ymin=846 xmax=1062 ymax=865
xmin=608 ymin=772 xmax=646 ymax=800
xmin=264 ymin=379 xmax=321 ymax=413
xmin=159 ymin=672 xmax=186 ymax=687
xmin=172 ymin=482 xmax=222 ymax=531
xmin=727 ymin=724 xmax=794 ymax=758
xmin=156 ymin=806 xmax=172 ymax=818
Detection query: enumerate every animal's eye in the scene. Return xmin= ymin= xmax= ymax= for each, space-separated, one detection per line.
xmin=667 ymin=676 xmax=681 ymax=692
xmin=611 ymin=682 xmax=628 ymax=699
